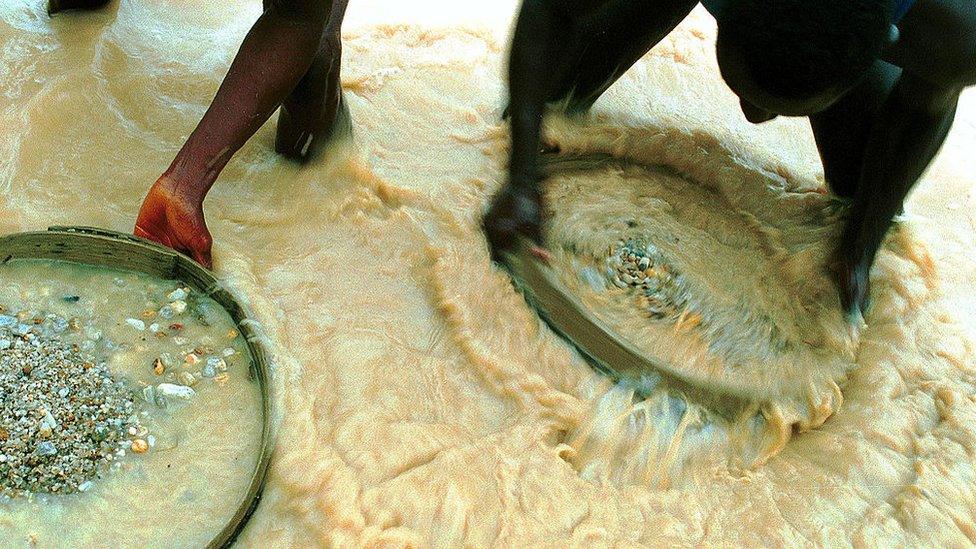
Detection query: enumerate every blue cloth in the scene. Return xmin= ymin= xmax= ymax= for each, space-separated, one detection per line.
xmin=893 ymin=0 xmax=917 ymax=23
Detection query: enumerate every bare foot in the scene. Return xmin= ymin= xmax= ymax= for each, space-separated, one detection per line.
xmin=275 ymin=88 xmax=351 ymax=161
xmin=134 ymin=177 xmax=213 ymax=269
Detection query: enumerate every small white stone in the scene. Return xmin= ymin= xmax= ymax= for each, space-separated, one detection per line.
xmin=222 ymin=347 xmax=236 ymax=357
xmin=159 ymin=353 xmax=177 ymax=368
xmin=156 ymin=383 xmax=196 ymax=401
xmin=207 ymin=357 xmax=227 ymax=372
xmin=149 ymin=323 xmax=160 ymax=333
xmin=125 ymin=318 xmax=146 ymax=331
xmin=40 ymin=410 xmax=58 ymax=431
xmin=167 ymin=288 xmax=188 ymax=301
xmin=169 ymin=300 xmax=187 ymax=315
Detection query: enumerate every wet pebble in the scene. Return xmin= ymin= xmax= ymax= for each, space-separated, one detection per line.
xmin=130 ymin=439 xmax=149 ymax=454
xmin=125 ymin=318 xmax=146 ymax=331
xmin=34 ymin=442 xmax=57 ymax=457
xmin=158 ymin=353 xmax=177 ymax=368
xmin=156 ymin=383 xmax=196 ymax=402
xmin=178 ymin=372 xmax=197 ymax=387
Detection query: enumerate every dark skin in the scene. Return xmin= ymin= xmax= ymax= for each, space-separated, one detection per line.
xmin=48 ymin=0 xmax=111 ymax=14
xmin=484 ymin=0 xmax=976 ymax=317
xmin=50 ymin=0 xmax=349 ymax=268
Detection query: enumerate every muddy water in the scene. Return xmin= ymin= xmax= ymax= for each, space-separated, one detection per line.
xmin=2 ymin=0 xmax=976 ymax=546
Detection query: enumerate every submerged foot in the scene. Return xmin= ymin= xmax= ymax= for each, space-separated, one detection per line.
xmin=274 ymin=89 xmax=352 ymax=162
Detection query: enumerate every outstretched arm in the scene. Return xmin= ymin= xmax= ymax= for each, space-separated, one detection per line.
xmin=482 ymin=0 xmax=564 ymax=261
xmin=135 ymin=0 xmax=335 ymax=267
xmin=483 ymin=0 xmax=696 ymax=261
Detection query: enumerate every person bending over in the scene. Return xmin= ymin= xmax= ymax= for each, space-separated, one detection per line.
xmin=51 ymin=0 xmax=350 ymax=268
xmin=484 ymin=0 xmax=975 ymax=316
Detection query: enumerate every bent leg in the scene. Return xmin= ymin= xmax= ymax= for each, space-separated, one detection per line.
xmin=884 ymin=0 xmax=976 ymax=90
xmin=834 ymin=0 xmax=975 ymax=314
xmin=274 ymin=0 xmax=351 ymax=160
xmin=837 ymin=74 xmax=960 ymax=314
xmin=810 ymin=61 xmax=900 ymax=199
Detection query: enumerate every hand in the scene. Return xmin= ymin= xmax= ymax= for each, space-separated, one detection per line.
xmin=829 ymin=252 xmax=871 ymax=319
xmin=482 ymin=183 xmax=543 ymax=263
xmin=134 ymin=177 xmax=214 ymax=269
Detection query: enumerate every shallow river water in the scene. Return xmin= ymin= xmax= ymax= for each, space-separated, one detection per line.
xmin=2 ymin=0 xmax=976 ymax=546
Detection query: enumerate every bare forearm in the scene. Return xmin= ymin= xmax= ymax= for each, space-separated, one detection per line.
xmin=508 ymin=0 xmax=566 ymax=191
xmin=162 ymin=6 xmax=328 ymax=202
